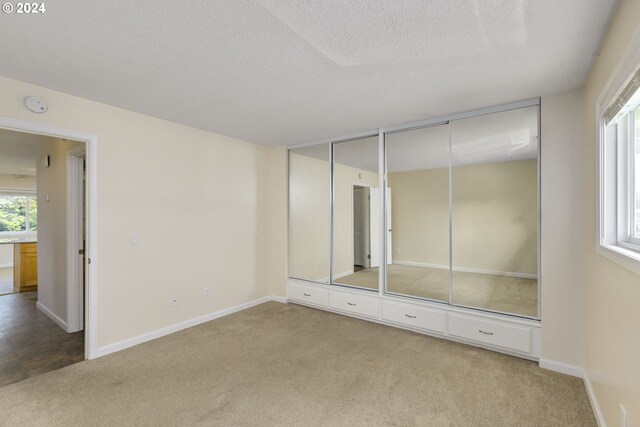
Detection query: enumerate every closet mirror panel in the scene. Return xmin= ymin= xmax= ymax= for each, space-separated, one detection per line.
xmin=450 ymin=106 xmax=539 ymax=318
xmin=288 ymin=144 xmax=331 ymax=283
xmin=385 ymin=124 xmax=450 ymax=302
xmin=332 ymin=136 xmax=380 ymax=290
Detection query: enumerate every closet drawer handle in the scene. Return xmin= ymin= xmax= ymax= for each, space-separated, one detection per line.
xmin=405 ymin=314 xmax=416 ymax=319
xmin=478 ymin=330 xmax=494 ymax=336
xmin=303 ymin=293 xmax=311 ymax=297
xmin=347 ymin=302 xmax=356 ymax=306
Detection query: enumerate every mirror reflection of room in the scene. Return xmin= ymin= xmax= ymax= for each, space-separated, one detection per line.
xmin=385 ymin=106 xmax=539 ymax=317
xmin=450 ymin=107 xmax=538 ymax=317
xmin=331 ymin=136 xmax=384 ymax=290
xmin=288 ymin=144 xmax=331 ymax=283
xmin=385 ymin=123 xmax=451 ymax=303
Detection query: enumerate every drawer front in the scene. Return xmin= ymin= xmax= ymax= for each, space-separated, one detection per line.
xmin=381 ymin=301 xmax=445 ymax=333
xmin=447 ymin=314 xmax=531 ymax=353
xmin=329 ymin=291 xmax=378 ymax=318
xmin=287 ymin=283 xmax=328 ymax=307
xmin=20 ymin=243 xmax=37 ymax=253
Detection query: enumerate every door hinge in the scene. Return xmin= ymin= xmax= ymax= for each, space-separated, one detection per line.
xmin=79 ymin=249 xmax=85 ymax=255
xmin=367 ymin=254 xmax=371 ymax=259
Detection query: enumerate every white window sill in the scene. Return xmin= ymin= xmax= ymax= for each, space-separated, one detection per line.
xmin=597 ymin=243 xmax=640 ymax=275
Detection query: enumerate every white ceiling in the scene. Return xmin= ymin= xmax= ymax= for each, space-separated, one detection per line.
xmin=0 ymin=0 xmax=617 ymax=146
xmin=0 ymin=129 xmax=52 ymax=176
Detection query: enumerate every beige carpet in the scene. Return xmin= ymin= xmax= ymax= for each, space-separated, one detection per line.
xmin=0 ymin=302 xmax=593 ymax=426
xmin=335 ymin=264 xmax=538 ymax=317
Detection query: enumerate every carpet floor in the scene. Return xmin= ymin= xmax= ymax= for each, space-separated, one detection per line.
xmin=335 ymin=264 xmax=538 ymax=317
xmin=0 ymin=302 xmax=593 ymax=427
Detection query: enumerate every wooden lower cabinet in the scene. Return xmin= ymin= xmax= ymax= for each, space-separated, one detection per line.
xmin=13 ymin=243 xmax=38 ymax=292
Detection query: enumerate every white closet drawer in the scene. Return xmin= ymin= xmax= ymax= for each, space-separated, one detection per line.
xmin=287 ymin=283 xmax=328 ymax=307
xmin=447 ymin=314 xmax=531 ymax=353
xmin=381 ymin=300 xmax=445 ymax=333
xmin=329 ymin=291 xmax=378 ymax=318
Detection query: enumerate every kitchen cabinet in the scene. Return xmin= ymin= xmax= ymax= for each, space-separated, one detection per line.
xmin=14 ymin=242 xmax=37 ymax=292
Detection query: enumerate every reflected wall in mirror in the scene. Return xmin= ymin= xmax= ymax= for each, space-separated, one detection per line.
xmin=451 ymin=106 xmax=539 ymax=317
xmin=385 ymin=124 xmax=450 ymax=302
xmin=288 ymin=144 xmax=330 ymax=283
xmin=332 ymin=136 xmax=381 ymax=290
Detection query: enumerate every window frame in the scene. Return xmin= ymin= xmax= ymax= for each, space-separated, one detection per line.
xmin=0 ymin=191 xmax=37 ymax=235
xmin=597 ymin=37 xmax=640 ymax=274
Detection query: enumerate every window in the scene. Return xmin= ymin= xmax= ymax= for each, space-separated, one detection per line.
xmin=0 ymin=194 xmax=37 ymax=233
xmin=599 ymin=65 xmax=640 ymax=271
xmin=633 ymin=106 xmax=640 ymax=240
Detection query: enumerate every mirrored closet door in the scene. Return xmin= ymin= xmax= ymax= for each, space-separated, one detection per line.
xmin=450 ymin=106 xmax=539 ymax=317
xmin=288 ymin=144 xmax=331 ymax=283
xmin=287 ymin=100 xmax=540 ymax=319
xmin=385 ymin=123 xmax=450 ymax=303
xmin=331 ymin=135 xmax=380 ymax=290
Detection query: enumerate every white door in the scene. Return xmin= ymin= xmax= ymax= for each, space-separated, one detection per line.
xmin=369 ymin=187 xmax=392 ymax=268
xmin=353 ymin=186 xmax=369 ymax=267
xmin=386 ymin=187 xmax=392 ymax=264
xmin=369 ymin=187 xmax=380 ymax=268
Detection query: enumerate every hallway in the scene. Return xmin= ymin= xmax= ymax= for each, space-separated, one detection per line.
xmin=0 ymin=292 xmax=83 ymax=387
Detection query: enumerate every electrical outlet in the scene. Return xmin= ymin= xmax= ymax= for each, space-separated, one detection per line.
xmin=620 ymin=404 xmax=627 ymax=427
xmin=170 ymin=296 xmax=178 ymax=306
xmin=203 ymin=287 xmax=211 ymax=299
xmin=132 ymin=233 xmax=141 ymax=246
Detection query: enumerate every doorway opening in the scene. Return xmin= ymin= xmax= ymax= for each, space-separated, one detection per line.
xmin=0 ymin=117 xmax=97 ymax=387
xmin=353 ymin=185 xmax=371 ymax=272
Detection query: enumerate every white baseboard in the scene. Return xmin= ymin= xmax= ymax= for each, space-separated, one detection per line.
xmin=584 ymin=371 xmax=607 ymax=427
xmin=317 ymin=269 xmax=354 ymax=283
xmin=333 ymin=269 xmax=354 ymax=280
xmin=538 ymin=358 xmax=585 ymax=378
xmin=393 ymin=260 xmax=538 ymax=280
xmin=37 ymin=301 xmax=68 ymax=331
xmin=95 ymin=295 xmax=287 ymax=359
xmin=270 ymin=295 xmax=289 ymax=304
xmin=539 ymin=359 xmax=605 ymax=427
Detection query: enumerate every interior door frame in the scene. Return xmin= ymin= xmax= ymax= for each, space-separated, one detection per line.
xmin=0 ymin=116 xmax=99 ymax=360
xmin=352 ymin=184 xmax=370 ymax=268
xmin=66 ymin=146 xmax=85 ymax=333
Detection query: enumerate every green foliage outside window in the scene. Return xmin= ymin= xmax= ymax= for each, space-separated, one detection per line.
xmin=0 ymin=194 xmax=37 ymax=232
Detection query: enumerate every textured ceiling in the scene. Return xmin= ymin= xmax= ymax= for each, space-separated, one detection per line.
xmin=0 ymin=0 xmax=617 ymax=146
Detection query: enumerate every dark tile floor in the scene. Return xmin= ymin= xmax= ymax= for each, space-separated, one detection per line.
xmin=0 ymin=292 xmax=84 ymax=387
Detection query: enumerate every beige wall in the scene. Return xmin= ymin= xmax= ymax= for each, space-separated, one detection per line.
xmin=539 ymin=89 xmax=586 ymax=368
xmin=388 ymin=167 xmax=449 ymax=267
xmin=0 ymin=75 xmax=277 ymax=350
xmin=583 ymin=0 xmax=640 ymax=424
xmin=35 ymin=137 xmax=83 ymax=323
xmin=389 ymin=160 xmax=537 ymax=275
xmin=266 ymin=146 xmax=288 ymax=298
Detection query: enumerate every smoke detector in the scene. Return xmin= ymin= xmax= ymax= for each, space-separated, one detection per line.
xmin=24 ymin=96 xmax=47 ymax=113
